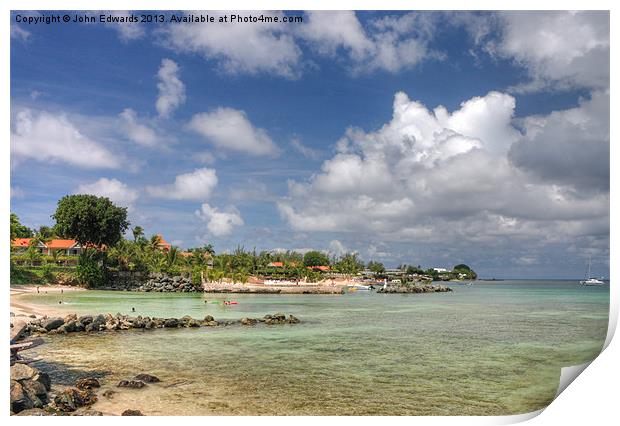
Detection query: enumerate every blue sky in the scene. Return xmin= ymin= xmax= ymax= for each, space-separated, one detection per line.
xmin=10 ymin=11 xmax=610 ymax=278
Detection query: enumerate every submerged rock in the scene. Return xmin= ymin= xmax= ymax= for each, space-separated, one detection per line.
xmin=117 ymin=380 xmax=146 ymax=389
xmin=121 ymin=409 xmax=144 ymax=416
xmin=134 ymin=373 xmax=160 ymax=383
xmin=75 ymin=377 xmax=100 ymax=390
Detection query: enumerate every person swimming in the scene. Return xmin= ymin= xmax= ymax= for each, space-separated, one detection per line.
xmin=131 ymin=307 xmax=135 ymax=312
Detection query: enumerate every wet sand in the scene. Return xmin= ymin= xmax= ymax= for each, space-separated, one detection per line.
xmin=11 ymin=285 xmax=85 ymax=318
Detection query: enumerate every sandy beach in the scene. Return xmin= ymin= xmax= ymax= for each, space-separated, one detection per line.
xmin=11 ymin=285 xmax=85 ymax=318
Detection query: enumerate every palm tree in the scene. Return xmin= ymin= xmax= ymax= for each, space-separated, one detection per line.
xmin=132 ymin=226 xmax=144 ymax=242
xmin=203 ymin=243 xmax=215 ymax=256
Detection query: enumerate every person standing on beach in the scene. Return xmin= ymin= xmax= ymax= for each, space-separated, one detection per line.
xmin=36 ymin=286 xmax=40 ymax=293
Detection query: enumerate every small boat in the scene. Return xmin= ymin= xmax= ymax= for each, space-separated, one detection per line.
xmin=352 ymin=284 xmax=371 ymax=291
xmin=579 ymin=257 xmax=605 ymax=286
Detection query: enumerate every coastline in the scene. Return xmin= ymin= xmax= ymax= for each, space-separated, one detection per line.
xmin=11 ymin=285 xmax=85 ymax=318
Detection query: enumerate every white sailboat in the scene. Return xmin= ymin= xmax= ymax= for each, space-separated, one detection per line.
xmin=579 ymin=258 xmax=605 ymax=286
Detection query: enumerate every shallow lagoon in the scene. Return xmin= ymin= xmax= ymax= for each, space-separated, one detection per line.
xmin=24 ymin=280 xmax=609 ymax=415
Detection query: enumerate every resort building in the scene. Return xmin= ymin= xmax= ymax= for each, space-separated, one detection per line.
xmin=11 ymin=238 xmax=84 ymax=256
xmin=307 ymin=265 xmax=331 ymax=272
xmin=433 ymin=267 xmax=449 ymax=273
xmin=155 ymin=234 xmax=172 ymax=251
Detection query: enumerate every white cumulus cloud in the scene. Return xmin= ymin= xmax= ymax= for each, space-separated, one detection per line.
xmin=188 ymin=107 xmax=278 ymax=156
xmin=278 ymin=90 xmax=609 ymax=251
xmin=75 ymin=178 xmax=139 ymax=207
xmin=119 ymin=108 xmax=166 ymax=147
xmin=147 ymin=168 xmax=218 ymax=200
xmin=196 ymin=203 xmax=244 ymax=237
xmin=160 ymin=11 xmax=301 ymax=78
xmin=11 ymin=109 xmax=120 ymax=169
xmin=156 ymin=58 xmax=186 ymax=118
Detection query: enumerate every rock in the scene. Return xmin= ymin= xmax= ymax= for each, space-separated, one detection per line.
xmin=203 ymin=315 xmax=214 ymax=322
xmin=163 ymin=318 xmax=179 ymax=328
xmin=11 ymin=363 xmax=38 ymax=381
xmin=188 ymin=319 xmax=201 ymax=327
xmin=42 ymin=317 xmax=64 ymax=331
xmin=64 ymin=313 xmax=77 ymax=323
xmin=117 ymin=380 xmax=146 ymax=389
xmin=134 ymin=373 xmax=160 ymax=383
xmin=241 ymin=317 xmax=257 ymax=326
xmin=78 ymin=315 xmax=93 ymax=325
xmin=121 ymin=409 xmax=144 ymax=416
xmin=75 ymin=377 xmax=100 ymax=390
xmin=11 ymin=380 xmax=33 ymax=413
xmin=92 ymin=314 xmax=106 ymax=328
xmin=288 ymin=315 xmax=300 ymax=324
xmin=53 ymin=387 xmax=97 ymax=412
xmin=63 ymin=320 xmax=78 ymax=333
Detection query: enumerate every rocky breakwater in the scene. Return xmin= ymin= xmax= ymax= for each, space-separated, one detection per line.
xmin=103 ymin=272 xmax=200 ymax=292
xmin=376 ymin=283 xmax=453 ymax=293
xmin=136 ymin=273 xmax=200 ymax=292
xmin=17 ymin=312 xmax=301 ymax=339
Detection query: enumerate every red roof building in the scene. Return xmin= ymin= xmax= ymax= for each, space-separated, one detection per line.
xmin=11 ymin=238 xmax=83 ymax=256
xmin=156 ymin=234 xmax=171 ymax=251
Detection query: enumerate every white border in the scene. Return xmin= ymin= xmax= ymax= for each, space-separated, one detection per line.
xmin=2 ymin=1 xmax=617 ymax=425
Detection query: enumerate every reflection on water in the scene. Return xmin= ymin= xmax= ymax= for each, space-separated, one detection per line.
xmin=24 ymin=281 xmax=609 ymax=415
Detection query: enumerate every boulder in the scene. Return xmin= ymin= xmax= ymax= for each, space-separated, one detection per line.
xmin=78 ymin=315 xmax=93 ymax=326
xmin=42 ymin=317 xmax=64 ymax=331
xmin=11 ymin=363 xmax=38 ymax=382
xmin=163 ymin=318 xmax=179 ymax=328
xmin=11 ymin=380 xmax=33 ymax=413
xmin=117 ymin=380 xmax=146 ymax=389
xmin=134 ymin=373 xmax=160 ymax=383
xmin=53 ymin=387 xmax=97 ymax=412
xmin=241 ymin=317 xmax=257 ymax=326
xmin=75 ymin=377 xmax=100 ymax=390
xmin=121 ymin=409 xmax=144 ymax=416
xmin=21 ymin=379 xmax=48 ymax=408
xmin=63 ymin=320 xmax=77 ymax=333
xmin=203 ymin=315 xmax=214 ymax=323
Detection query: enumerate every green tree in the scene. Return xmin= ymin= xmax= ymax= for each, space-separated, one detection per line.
xmin=53 ymin=195 xmax=129 ymax=247
xmin=367 ymin=260 xmax=386 ymax=274
xmin=334 ymin=253 xmax=364 ymax=275
xmin=37 ymin=225 xmax=57 ymax=239
xmin=132 ymin=226 xmax=144 ymax=242
xmin=453 ymin=264 xmax=471 ymax=271
xmin=303 ymin=250 xmax=330 ymax=267
xmin=10 ymin=213 xmax=33 ymax=239
xmin=76 ymin=249 xmax=105 ymax=288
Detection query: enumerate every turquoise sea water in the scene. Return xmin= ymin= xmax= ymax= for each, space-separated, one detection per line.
xmin=21 ymin=280 xmax=609 ymax=415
